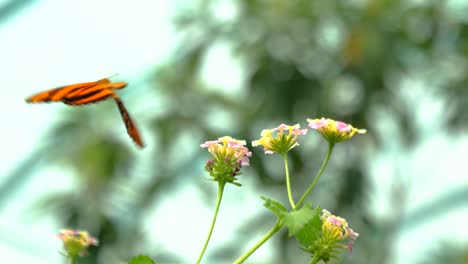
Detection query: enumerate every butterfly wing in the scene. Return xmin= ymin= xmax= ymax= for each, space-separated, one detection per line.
xmin=25 ymin=81 xmax=98 ymax=103
xmin=63 ymin=85 xmax=115 ymax=105
xmin=25 ymin=78 xmax=121 ymax=105
xmin=25 ymin=78 xmax=144 ymax=148
xmin=111 ymin=93 xmax=144 ymax=148
xmin=107 ymin=81 xmax=127 ymax=90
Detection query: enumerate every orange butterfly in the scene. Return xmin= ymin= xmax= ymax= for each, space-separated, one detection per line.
xmin=25 ymin=77 xmax=144 ymax=148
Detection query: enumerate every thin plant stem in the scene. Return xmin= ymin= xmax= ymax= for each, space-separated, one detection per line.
xmin=233 ymin=220 xmax=282 ymax=264
xmin=196 ymin=181 xmax=226 ymax=264
xmin=310 ymin=253 xmax=320 ymax=264
xmin=282 ymin=153 xmax=295 ymax=209
xmin=295 ymin=142 xmax=334 ymax=210
xmin=69 ymin=256 xmax=76 ymax=264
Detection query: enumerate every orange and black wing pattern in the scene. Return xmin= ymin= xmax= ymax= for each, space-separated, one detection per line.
xmin=25 ymin=78 xmax=127 ymax=106
xmin=25 ymin=77 xmax=144 ymax=148
xmin=111 ymin=93 xmax=144 ymax=148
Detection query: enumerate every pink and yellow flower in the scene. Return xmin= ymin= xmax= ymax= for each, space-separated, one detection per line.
xmin=307 ymin=118 xmax=366 ymax=144
xmin=57 ymin=229 xmax=98 ymax=257
xmin=201 ymin=136 xmax=252 ymax=185
xmin=320 ymin=209 xmax=359 ymax=255
xmin=252 ymin=124 xmax=308 ymax=155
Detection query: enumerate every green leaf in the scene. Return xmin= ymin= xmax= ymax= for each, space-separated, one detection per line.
xmin=128 ymin=255 xmax=155 ymax=264
xmin=295 ymin=210 xmax=323 ymax=249
xmin=260 ymin=196 xmax=288 ymax=218
xmin=283 ymin=203 xmax=321 ymax=237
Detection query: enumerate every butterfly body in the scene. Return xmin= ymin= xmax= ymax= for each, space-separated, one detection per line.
xmin=25 ymin=77 xmax=144 ymax=148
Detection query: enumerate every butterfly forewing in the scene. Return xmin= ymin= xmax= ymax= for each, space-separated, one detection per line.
xmin=25 ymin=81 xmax=97 ymax=103
xmin=25 ymin=78 xmax=129 ymax=106
xmin=64 ymin=88 xmax=115 ymax=105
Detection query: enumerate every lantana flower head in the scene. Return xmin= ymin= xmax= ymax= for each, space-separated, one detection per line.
xmin=57 ymin=229 xmax=98 ymax=258
xmin=252 ymin=124 xmax=308 ymax=155
xmin=307 ymin=118 xmax=366 ymax=144
xmin=200 ymin=136 xmax=252 ymax=186
xmin=320 ymin=209 xmax=359 ymax=255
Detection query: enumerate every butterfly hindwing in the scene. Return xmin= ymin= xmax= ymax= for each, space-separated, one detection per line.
xmin=112 ymin=94 xmax=144 ymax=148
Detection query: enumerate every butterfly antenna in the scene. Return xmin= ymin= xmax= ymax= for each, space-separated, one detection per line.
xmin=105 ymin=73 xmax=119 ymax=79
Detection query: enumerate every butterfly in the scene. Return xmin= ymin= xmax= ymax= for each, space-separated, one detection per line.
xmin=25 ymin=77 xmax=144 ymax=148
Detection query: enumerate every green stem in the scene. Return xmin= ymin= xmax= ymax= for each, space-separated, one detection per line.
xmin=233 ymin=220 xmax=282 ymax=264
xmin=295 ymin=142 xmax=334 ymax=210
xmin=282 ymin=153 xmax=295 ymax=209
xmin=310 ymin=253 xmax=320 ymax=264
xmin=196 ymin=181 xmax=226 ymax=264
xmin=69 ymin=256 xmax=76 ymax=264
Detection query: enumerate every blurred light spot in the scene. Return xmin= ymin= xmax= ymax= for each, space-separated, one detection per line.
xmin=404 ymin=12 xmax=432 ymax=44
xmin=347 ymin=0 xmax=370 ymax=8
xmin=316 ymin=16 xmax=345 ymax=53
xmin=211 ymin=0 xmax=239 ymax=23
xmin=329 ymin=74 xmax=364 ymax=115
xmin=200 ymin=41 xmax=246 ymax=96
xmin=239 ymin=17 xmax=265 ymax=45
xmin=447 ymin=0 xmax=468 ymax=23
xmin=201 ymin=105 xmax=238 ymax=133
xmin=434 ymin=53 xmax=468 ymax=84
xmin=296 ymin=49 xmax=333 ymax=78
xmin=266 ymin=34 xmax=294 ymax=62
xmin=290 ymin=18 xmax=313 ymax=46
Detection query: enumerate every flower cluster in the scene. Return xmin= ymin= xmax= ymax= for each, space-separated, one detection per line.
xmin=57 ymin=229 xmax=98 ymax=258
xmin=200 ymin=136 xmax=252 ymax=185
xmin=307 ymin=118 xmax=366 ymax=144
xmin=320 ymin=209 xmax=359 ymax=255
xmin=252 ymin=124 xmax=308 ymax=155
xmin=199 ymin=118 xmax=365 ymax=263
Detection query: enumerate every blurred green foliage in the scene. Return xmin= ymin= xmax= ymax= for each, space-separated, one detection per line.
xmin=2 ymin=0 xmax=468 ymax=263
xmin=419 ymin=242 xmax=468 ymax=264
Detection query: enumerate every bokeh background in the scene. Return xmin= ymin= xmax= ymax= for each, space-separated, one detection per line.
xmin=1 ymin=0 xmax=468 ymax=263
